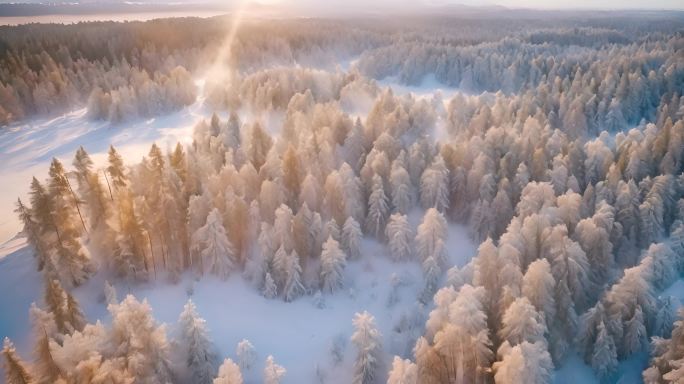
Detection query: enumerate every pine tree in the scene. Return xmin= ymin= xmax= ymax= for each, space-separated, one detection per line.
xmin=48 ymin=157 xmax=86 ymax=235
xmin=104 ymin=281 xmax=118 ymax=305
xmin=415 ymin=208 xmax=447 ymax=263
xmin=44 ymin=278 xmax=70 ymax=334
xmin=263 ymin=355 xmax=286 ymax=384
xmin=366 ymin=174 xmax=389 ymax=239
xmin=351 ymin=311 xmax=383 ymax=384
xmin=112 ymin=184 xmax=147 ymax=280
xmin=282 ymin=145 xmax=303 ymax=209
xmin=324 ymin=219 xmax=341 ymax=243
xmin=272 ymin=245 xmax=289 ymax=289
xmin=225 ymin=111 xmax=242 ymax=149
xmin=169 ymin=142 xmax=188 ymax=185
xmin=107 ymin=145 xmax=127 ymax=189
xmin=591 ymin=321 xmax=617 ymax=382
xmin=420 ymin=254 xmax=442 ymax=304
xmin=653 ymin=296 xmax=676 ymax=338
xmin=644 ymin=308 xmax=684 ymax=383
xmin=236 ymin=339 xmax=256 ymax=372
xmin=499 ymin=297 xmax=547 ymax=346
xmin=214 ymin=358 xmax=243 ymax=384
xmin=522 ymin=259 xmax=556 ymax=326
xmin=390 ymin=162 xmax=413 ymax=214
xmin=2 ymin=338 xmax=34 ymax=384
xmin=43 ymin=158 xmax=92 ymax=286
xmin=387 ymin=356 xmax=417 ymax=384
xmin=108 ymin=295 xmax=173 ymax=382
xmin=262 ymin=272 xmax=278 ymax=299
xmin=283 ymin=250 xmax=305 ymax=302
xmin=300 ymin=173 xmax=321 ymax=213
xmin=64 ymin=291 xmax=86 ymax=333
xmin=342 ymin=216 xmax=362 ymax=260
xmin=493 ymin=341 xmax=553 ymax=384
xmin=73 ymin=146 xmax=110 ymax=229
xmin=29 ymin=304 xmax=61 ymax=383
xmin=179 ymin=300 xmax=217 ymax=384
xmin=15 ymin=198 xmax=49 ymax=272
xmin=248 ymin=122 xmax=273 ymax=171
xmin=420 ymin=155 xmax=449 ymax=213
xmin=386 ymin=213 xmax=413 ymax=261
xmin=623 ymin=305 xmax=648 ymax=357
xmin=320 ymin=236 xmax=347 ymax=293
xmin=191 ymin=208 xmax=236 ymax=279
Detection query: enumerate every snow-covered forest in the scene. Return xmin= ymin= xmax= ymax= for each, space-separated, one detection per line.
xmin=1 ymin=9 xmax=684 ymax=384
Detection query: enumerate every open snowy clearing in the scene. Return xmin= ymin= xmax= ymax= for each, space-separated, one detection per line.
xmin=0 ymin=215 xmax=478 ymax=383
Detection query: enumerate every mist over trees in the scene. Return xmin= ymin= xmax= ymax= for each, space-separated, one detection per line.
xmin=3 ymin=10 xmax=684 ymax=384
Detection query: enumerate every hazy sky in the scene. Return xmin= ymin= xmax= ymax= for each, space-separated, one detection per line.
xmin=323 ymin=0 xmax=684 ymax=10
xmin=491 ymin=0 xmax=683 ymax=9
xmin=0 ymin=0 xmax=682 ymax=11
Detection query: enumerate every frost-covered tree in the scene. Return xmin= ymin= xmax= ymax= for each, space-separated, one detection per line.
xmin=623 ymin=306 xmax=648 ymax=357
xmin=191 ymin=208 xmax=237 ymax=278
xmin=263 ymin=355 xmax=286 ymax=384
xmin=352 ymin=311 xmax=383 ymax=384
xmin=342 ymin=216 xmax=363 ymax=260
xmin=499 ymin=297 xmax=547 ymax=346
xmin=44 ymin=278 xmax=84 ymax=334
xmin=366 ymin=174 xmax=390 ymax=239
xmin=591 ymin=321 xmax=618 ymax=382
xmin=72 ymin=146 xmax=110 ymax=229
xmin=522 ymin=259 xmax=556 ymax=326
xmin=179 ymin=300 xmax=217 ymax=384
xmin=236 ymin=339 xmax=256 ymax=372
xmin=320 ymin=236 xmax=347 ymax=293
xmin=390 ymin=162 xmax=413 ymax=214
xmin=493 ymin=341 xmax=553 ymax=384
xmin=386 ymin=213 xmax=413 ymax=261
xmin=3 ymin=338 xmax=34 ymax=384
xmin=262 ymin=272 xmax=278 ymax=299
xmin=15 ymin=198 xmax=50 ymax=272
xmin=32 ymin=159 xmax=93 ymax=286
xmin=574 ymin=218 xmax=613 ymax=282
xmin=420 ymin=285 xmax=493 ymax=384
xmin=415 ymin=208 xmax=447 ymax=264
xmin=644 ymin=308 xmax=684 ymax=383
xmin=282 ymin=145 xmax=303 ymax=209
xmin=420 ymin=155 xmax=449 ymax=213
xmin=653 ymin=296 xmax=677 ymax=338
xmin=214 ymin=359 xmax=243 ymax=384
xmin=108 ymin=295 xmax=173 ymax=382
xmin=387 ymin=356 xmax=417 ymax=384
xmin=283 ymin=250 xmax=305 ymax=302
xmin=248 ymin=122 xmax=273 ymax=171
xmin=29 ymin=304 xmax=62 ymax=383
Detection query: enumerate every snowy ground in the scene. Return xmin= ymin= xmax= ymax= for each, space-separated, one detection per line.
xmin=0 ymin=218 xmax=477 ymax=383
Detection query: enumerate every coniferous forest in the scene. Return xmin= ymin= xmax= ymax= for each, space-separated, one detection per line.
xmin=1 ymin=7 xmax=684 ymax=384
